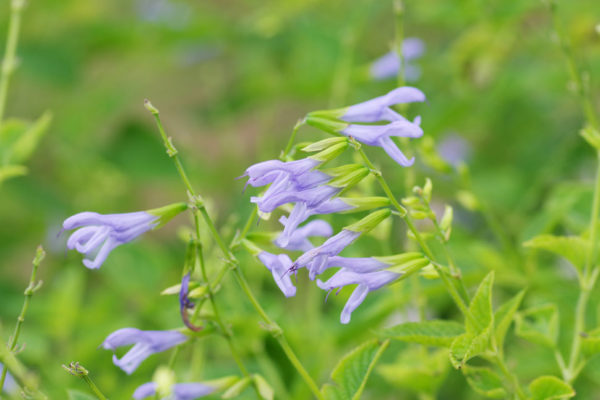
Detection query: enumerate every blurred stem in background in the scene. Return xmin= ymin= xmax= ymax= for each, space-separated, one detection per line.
xmin=0 ymin=0 xmax=25 ymax=127
xmin=549 ymin=0 xmax=600 ymax=384
xmin=0 ymin=246 xmax=45 ymax=396
xmin=146 ymin=101 xmax=324 ymax=400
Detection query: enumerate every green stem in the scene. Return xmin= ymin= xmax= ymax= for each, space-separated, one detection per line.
xmin=81 ymin=374 xmax=108 ymax=400
xmin=0 ymin=344 xmax=46 ymax=399
xmin=0 ymin=0 xmax=25 ymax=126
xmin=493 ymin=353 xmax=526 ymax=400
xmin=147 ymin=103 xmax=323 ymax=399
xmin=0 ymin=246 xmax=44 ymax=395
xmin=63 ymin=363 xmax=107 ymax=400
xmin=281 ymin=119 xmax=305 ymax=160
xmin=393 ymin=0 xmax=406 ymax=89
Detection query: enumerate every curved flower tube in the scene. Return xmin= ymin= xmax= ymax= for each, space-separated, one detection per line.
xmin=276 ymin=219 xmax=333 ymax=252
xmin=101 ymin=328 xmax=188 ymax=374
xmin=133 ymin=382 xmax=215 ymax=400
xmin=257 ymin=252 xmax=296 ymax=297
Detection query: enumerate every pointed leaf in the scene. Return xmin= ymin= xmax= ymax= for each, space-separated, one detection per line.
xmin=528 ymin=376 xmax=575 ymax=400
xmin=253 ymin=374 xmax=274 ymax=400
xmin=462 ymin=366 xmax=506 ymax=399
xmin=10 ymin=111 xmax=52 ymax=163
xmin=449 ymin=329 xmax=490 ymax=369
xmin=380 ymin=320 xmax=464 ymax=347
xmin=515 ymin=304 xmax=559 ymax=348
xmin=467 ymin=272 xmax=494 ymax=334
xmin=524 ymin=235 xmax=588 ymax=272
xmin=494 ymin=290 xmax=526 ymax=350
xmin=321 ymin=339 xmax=389 ymax=400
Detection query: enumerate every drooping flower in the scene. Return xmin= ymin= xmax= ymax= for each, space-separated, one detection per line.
xmin=275 ymin=219 xmax=333 ymax=251
xmin=179 ymin=273 xmax=202 ymax=332
xmin=63 ymin=203 xmax=187 ymax=269
xmin=317 ymin=269 xmax=400 ymax=324
xmin=102 ymin=328 xmax=188 ymax=374
xmin=257 ymin=252 xmax=296 ymax=297
xmin=339 ymin=87 xmax=426 ymax=123
xmin=133 ymin=382 xmax=215 ymax=400
xmin=251 ymin=184 xmax=339 ymax=214
xmin=0 ymin=363 xmax=16 ymax=394
xmin=370 ymin=38 xmax=425 ymax=81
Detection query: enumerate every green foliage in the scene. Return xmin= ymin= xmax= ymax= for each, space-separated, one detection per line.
xmin=462 ymin=366 xmax=506 ymax=399
xmin=67 ymin=390 xmax=96 ymax=400
xmin=515 ymin=304 xmax=559 ymax=348
xmin=494 ymin=290 xmax=526 ymax=350
xmin=581 ymin=327 xmax=600 ymax=358
xmin=321 ymin=340 xmax=389 ymax=400
xmin=524 ymin=234 xmax=589 ymax=272
xmin=380 ymin=320 xmax=464 ymax=347
xmin=528 ymin=376 xmax=575 ymax=400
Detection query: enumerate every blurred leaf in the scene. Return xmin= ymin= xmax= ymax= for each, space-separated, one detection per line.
xmin=380 ymin=320 xmax=464 ymax=347
xmin=528 ymin=376 xmax=575 ymax=400
xmin=449 ymin=329 xmax=490 ymax=369
xmin=467 ymin=271 xmax=494 ymax=335
xmin=581 ymin=327 xmax=600 ymax=358
xmin=462 ymin=366 xmax=506 ymax=398
xmin=523 ymin=235 xmax=588 ymax=272
xmin=378 ymin=348 xmax=449 ymax=396
xmin=0 ymin=164 xmax=27 ymax=183
xmin=253 ymin=374 xmax=274 ymax=400
xmin=67 ymin=390 xmax=96 ymax=400
xmin=9 ymin=111 xmax=52 ymax=164
xmin=321 ymin=339 xmax=389 ymax=400
xmin=494 ymin=290 xmax=526 ymax=350
xmin=515 ymin=304 xmax=559 ymax=348
xmin=221 ymin=376 xmax=252 ymax=399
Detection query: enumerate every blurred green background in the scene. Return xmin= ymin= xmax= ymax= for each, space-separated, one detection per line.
xmin=1 ymin=0 xmax=600 ymax=398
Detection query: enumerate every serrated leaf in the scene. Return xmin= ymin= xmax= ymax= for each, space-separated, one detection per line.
xmin=528 ymin=376 xmax=574 ymax=400
xmin=10 ymin=111 xmax=52 ymax=163
xmin=253 ymin=374 xmax=274 ymax=400
xmin=523 ymin=235 xmax=588 ymax=272
xmin=515 ymin=304 xmax=558 ymax=348
xmin=450 ymin=329 xmax=490 ymax=369
xmin=380 ymin=320 xmax=464 ymax=347
xmin=494 ymin=290 xmax=526 ymax=350
xmin=462 ymin=366 xmax=506 ymax=398
xmin=321 ymin=339 xmax=389 ymax=400
xmin=467 ymin=272 xmax=494 ymax=334
xmin=378 ymin=348 xmax=449 ymax=396
xmin=581 ymin=327 xmax=600 ymax=358
xmin=67 ymin=390 xmax=96 ymax=400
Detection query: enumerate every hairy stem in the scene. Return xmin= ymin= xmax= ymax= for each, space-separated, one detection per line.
xmin=0 ymin=0 xmax=25 ymax=126
xmin=0 ymin=246 xmax=44 ymax=395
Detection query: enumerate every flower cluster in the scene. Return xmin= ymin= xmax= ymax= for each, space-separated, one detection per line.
xmin=243 ymin=88 xmax=430 ymax=323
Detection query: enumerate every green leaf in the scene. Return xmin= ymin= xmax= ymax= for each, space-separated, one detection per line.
xmin=0 ymin=164 xmax=27 ymax=183
xmin=494 ymin=290 xmax=526 ymax=350
xmin=515 ymin=304 xmax=559 ymax=348
xmin=462 ymin=366 xmax=506 ymax=398
xmin=10 ymin=111 xmax=52 ymax=163
xmin=321 ymin=339 xmax=389 ymax=400
xmin=380 ymin=320 xmax=464 ymax=347
xmin=467 ymin=271 xmax=494 ymax=334
xmin=528 ymin=376 xmax=575 ymax=400
xmin=581 ymin=327 xmax=600 ymax=358
xmin=449 ymin=329 xmax=490 ymax=369
xmin=253 ymin=374 xmax=274 ymax=400
xmin=67 ymin=390 xmax=96 ymax=400
xmin=378 ymin=348 xmax=449 ymax=396
xmin=222 ymin=376 xmax=252 ymax=399
xmin=523 ymin=234 xmax=588 ymax=272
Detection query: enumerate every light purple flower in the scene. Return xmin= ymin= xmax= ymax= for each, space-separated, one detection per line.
xmin=240 ymin=158 xmax=322 ymax=189
xmin=370 ymin=38 xmax=425 ymax=81
xmin=341 ymin=119 xmax=423 ymax=166
xmin=251 ymin=184 xmax=339 ymax=213
xmin=63 ymin=211 xmax=158 ymax=269
xmin=133 ymin=382 xmax=215 ymax=400
xmin=179 ymin=273 xmax=202 ymax=332
xmin=0 ymin=363 xmax=16 ymax=394
xmin=438 ymin=133 xmax=471 ymax=167
xmin=293 ymin=229 xmax=362 ymax=280
xmin=317 ymin=269 xmax=400 ymax=323
xmin=340 ymin=87 xmax=426 ymax=123
xmin=257 ymin=252 xmax=296 ymax=297
xmin=102 ymin=328 xmax=188 ymax=374
xmin=276 ymin=219 xmax=333 ymax=251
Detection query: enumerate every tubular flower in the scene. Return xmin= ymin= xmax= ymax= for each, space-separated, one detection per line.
xmin=102 ymin=328 xmax=188 ymax=374
xmin=63 ymin=203 xmax=187 ymax=269
xmin=340 ymin=86 xmax=425 ymax=123
xmin=251 ymin=184 xmax=339 ymax=214
xmin=240 ymin=158 xmax=325 ymax=190
xmin=133 ymin=382 xmax=215 ymax=400
xmin=179 ymin=273 xmax=202 ymax=332
xmin=276 ymin=219 xmax=333 ymax=251
xmin=257 ymin=252 xmax=296 ymax=297
xmin=370 ymin=38 xmax=425 ymax=81
xmin=317 ymin=268 xmax=401 ymax=324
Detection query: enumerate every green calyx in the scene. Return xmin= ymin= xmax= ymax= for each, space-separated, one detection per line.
xmin=147 ymin=202 xmax=188 ymax=228
xmin=344 ymin=208 xmax=391 ymax=233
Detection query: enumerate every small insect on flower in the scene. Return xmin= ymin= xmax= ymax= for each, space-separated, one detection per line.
xmin=101 ymin=328 xmax=188 ymax=374
xmin=63 ymin=203 xmax=187 ymax=269
xmin=133 ymin=382 xmax=215 ymax=400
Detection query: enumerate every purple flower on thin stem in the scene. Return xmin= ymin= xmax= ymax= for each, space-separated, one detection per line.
xmin=341 ymin=119 xmax=423 ymax=166
xmin=341 ymin=87 xmax=426 ymax=123
xmin=276 ymin=219 xmax=333 ymax=251
xmin=258 ymin=252 xmax=296 ymax=297
xmin=293 ymin=229 xmax=362 ymax=280
xmin=317 ymin=269 xmax=400 ymax=324
xmin=179 ymin=273 xmax=202 ymax=332
xmin=370 ymin=38 xmax=425 ymax=81
xmin=102 ymin=328 xmax=188 ymax=374
xmin=240 ymin=158 xmax=323 ymax=190
xmin=251 ymin=184 xmax=339 ymax=213
xmin=134 ymin=382 xmax=215 ymax=400
xmin=63 ymin=211 xmax=158 ymax=269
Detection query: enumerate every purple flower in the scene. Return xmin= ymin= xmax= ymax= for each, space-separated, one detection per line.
xmin=240 ymin=158 xmax=323 ymax=189
xmin=63 ymin=211 xmax=158 ymax=269
xmin=340 ymin=87 xmax=426 ymax=123
xmin=370 ymin=38 xmax=425 ymax=81
xmin=341 ymin=119 xmax=423 ymax=166
xmin=251 ymin=184 xmax=339 ymax=213
xmin=102 ymin=328 xmax=188 ymax=374
xmin=438 ymin=133 xmax=471 ymax=167
xmin=257 ymin=252 xmax=296 ymax=297
xmin=293 ymin=229 xmax=362 ymax=280
xmin=317 ymin=269 xmax=400 ymax=323
xmin=133 ymin=382 xmax=215 ymax=400
xmin=276 ymin=219 xmax=333 ymax=251
xmin=179 ymin=273 xmax=202 ymax=332
xmin=0 ymin=363 xmax=16 ymax=394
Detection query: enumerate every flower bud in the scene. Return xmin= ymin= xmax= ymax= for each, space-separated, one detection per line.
xmin=344 ymin=208 xmax=391 ymax=233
